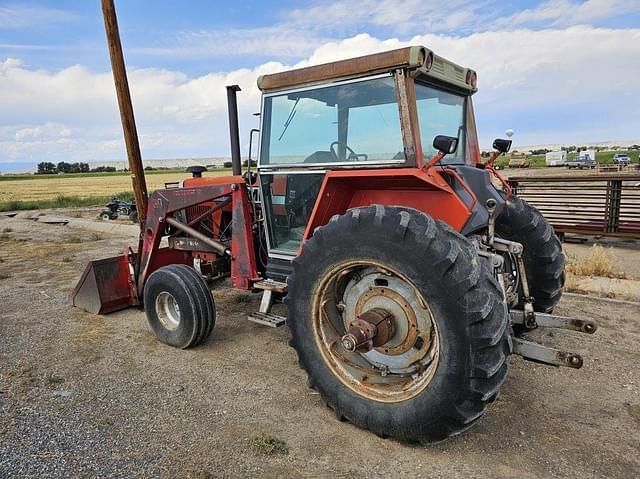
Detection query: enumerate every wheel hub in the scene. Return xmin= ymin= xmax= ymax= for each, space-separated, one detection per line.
xmin=341 ymin=307 xmax=396 ymax=353
xmin=155 ymin=291 xmax=181 ymax=330
xmin=342 ymin=269 xmax=435 ymax=375
xmin=313 ymin=261 xmax=440 ymax=403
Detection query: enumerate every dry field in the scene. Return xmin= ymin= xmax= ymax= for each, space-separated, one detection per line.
xmin=0 ymin=170 xmax=228 ymax=203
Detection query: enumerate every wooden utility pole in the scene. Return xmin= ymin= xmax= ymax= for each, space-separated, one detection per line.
xmin=101 ymin=0 xmax=148 ymax=229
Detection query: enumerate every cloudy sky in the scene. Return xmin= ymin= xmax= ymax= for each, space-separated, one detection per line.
xmin=1 ymin=0 xmax=639 ymax=171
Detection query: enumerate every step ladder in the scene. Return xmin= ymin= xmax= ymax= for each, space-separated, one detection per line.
xmin=247 ymin=279 xmax=287 ymax=327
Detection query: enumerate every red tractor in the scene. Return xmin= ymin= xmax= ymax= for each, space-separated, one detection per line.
xmin=73 ymin=3 xmax=596 ymax=444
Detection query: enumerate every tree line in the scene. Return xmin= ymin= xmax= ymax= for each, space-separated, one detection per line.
xmin=36 ymin=161 xmax=117 ymax=174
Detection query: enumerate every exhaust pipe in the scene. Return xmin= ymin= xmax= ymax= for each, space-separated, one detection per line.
xmin=226 ymin=85 xmax=242 ymax=176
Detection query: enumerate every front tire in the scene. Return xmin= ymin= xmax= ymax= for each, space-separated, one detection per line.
xmin=144 ymin=264 xmax=215 ymax=349
xmin=286 ymin=206 xmax=510 ymax=444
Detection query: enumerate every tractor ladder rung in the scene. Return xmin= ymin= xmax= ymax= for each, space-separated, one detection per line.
xmin=253 ymin=279 xmax=288 ymax=293
xmin=247 ymin=312 xmax=286 ymax=328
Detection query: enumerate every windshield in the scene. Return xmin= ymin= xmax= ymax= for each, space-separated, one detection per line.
xmin=260 ymin=76 xmax=405 ymax=166
xmin=415 ymin=83 xmax=466 ymax=164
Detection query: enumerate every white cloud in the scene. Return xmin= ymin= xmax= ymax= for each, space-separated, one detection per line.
xmin=1 ymin=25 xmax=639 ymax=166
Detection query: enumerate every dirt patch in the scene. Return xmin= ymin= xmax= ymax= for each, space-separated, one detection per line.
xmin=0 ymin=214 xmax=639 ymax=478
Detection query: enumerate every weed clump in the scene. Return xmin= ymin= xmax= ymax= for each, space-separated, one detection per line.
xmin=251 ymin=433 xmax=289 ymax=455
xmin=565 ymin=245 xmax=627 ymax=279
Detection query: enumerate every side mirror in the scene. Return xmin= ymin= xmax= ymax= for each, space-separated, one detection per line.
xmin=433 ymin=135 xmax=459 ymax=155
xmin=493 ymin=138 xmax=512 ymax=153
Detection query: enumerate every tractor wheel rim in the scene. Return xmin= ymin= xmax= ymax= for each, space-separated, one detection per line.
xmin=155 ymin=292 xmax=181 ymax=330
xmin=312 ymin=260 xmax=440 ymax=403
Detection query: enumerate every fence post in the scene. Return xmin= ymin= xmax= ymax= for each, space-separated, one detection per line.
xmin=604 ymin=179 xmax=622 ymax=233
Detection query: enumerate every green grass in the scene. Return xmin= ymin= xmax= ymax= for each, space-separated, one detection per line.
xmin=251 ymin=433 xmax=289 ymax=455
xmin=493 ymin=150 xmax=640 ymax=169
xmin=0 ymin=191 xmax=135 ymax=212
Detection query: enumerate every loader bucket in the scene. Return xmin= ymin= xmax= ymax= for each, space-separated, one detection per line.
xmin=71 ymin=255 xmax=137 ymax=314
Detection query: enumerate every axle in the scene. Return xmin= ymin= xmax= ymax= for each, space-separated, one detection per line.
xmin=341 ymin=308 xmax=396 ymax=353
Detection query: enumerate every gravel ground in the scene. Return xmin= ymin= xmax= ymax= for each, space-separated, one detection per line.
xmin=1 ymin=214 xmax=639 ymax=478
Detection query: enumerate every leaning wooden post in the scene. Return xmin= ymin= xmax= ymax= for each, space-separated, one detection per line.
xmin=101 ymin=0 xmax=148 ymax=230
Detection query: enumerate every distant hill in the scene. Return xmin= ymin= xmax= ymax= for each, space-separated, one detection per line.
xmin=90 ymin=157 xmax=234 ymax=171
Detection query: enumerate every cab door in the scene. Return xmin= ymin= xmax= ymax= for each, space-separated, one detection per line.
xmin=259 ymin=171 xmax=324 ymax=255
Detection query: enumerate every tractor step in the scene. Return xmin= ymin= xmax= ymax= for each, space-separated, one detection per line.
xmin=253 ymin=279 xmax=288 ymax=293
xmin=248 ymin=311 xmax=286 ymax=328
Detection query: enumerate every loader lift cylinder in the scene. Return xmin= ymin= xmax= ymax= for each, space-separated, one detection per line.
xmin=101 ymin=0 xmax=148 ymax=229
xmin=226 ymin=85 xmax=243 ymax=176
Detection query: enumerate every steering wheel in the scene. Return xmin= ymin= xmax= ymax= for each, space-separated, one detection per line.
xmin=330 ymin=142 xmax=368 ymax=162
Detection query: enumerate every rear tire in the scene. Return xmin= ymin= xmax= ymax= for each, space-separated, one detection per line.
xmin=496 ymin=195 xmax=565 ymax=313
xmin=144 ymin=264 xmax=215 ymax=349
xmin=286 ymin=206 xmax=510 ymax=444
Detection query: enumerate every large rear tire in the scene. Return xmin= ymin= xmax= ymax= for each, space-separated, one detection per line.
xmin=496 ymin=196 xmax=565 ymax=313
xmin=143 ymin=264 xmax=215 ymax=349
xmin=286 ymin=206 xmax=510 ymax=444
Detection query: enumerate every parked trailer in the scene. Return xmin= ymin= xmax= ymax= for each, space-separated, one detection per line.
xmin=545 ymin=150 xmax=567 ymax=166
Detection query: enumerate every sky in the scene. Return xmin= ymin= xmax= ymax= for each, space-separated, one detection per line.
xmin=1 ymin=0 xmax=639 ymax=172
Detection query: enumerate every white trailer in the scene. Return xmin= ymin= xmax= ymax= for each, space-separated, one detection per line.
xmin=545 ymin=150 xmax=567 ymax=166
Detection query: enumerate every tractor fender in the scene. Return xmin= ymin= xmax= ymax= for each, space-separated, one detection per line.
xmin=301 ymin=167 xmax=473 ymax=243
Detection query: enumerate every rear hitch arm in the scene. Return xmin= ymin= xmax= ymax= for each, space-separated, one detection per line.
xmin=512 ymin=337 xmax=584 ymax=369
xmin=509 ymin=310 xmax=598 ymax=334
xmin=509 ymin=310 xmax=597 ymax=369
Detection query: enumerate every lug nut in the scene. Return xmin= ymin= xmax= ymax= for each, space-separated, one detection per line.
xmin=342 ymin=335 xmax=357 ymax=352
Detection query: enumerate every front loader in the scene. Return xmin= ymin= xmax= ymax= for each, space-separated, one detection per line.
xmin=72 ymin=0 xmax=597 ymax=444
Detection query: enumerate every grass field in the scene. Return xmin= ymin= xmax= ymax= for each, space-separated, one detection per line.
xmin=0 ymin=169 xmax=232 ymax=211
xmin=494 ymin=150 xmax=640 ymax=169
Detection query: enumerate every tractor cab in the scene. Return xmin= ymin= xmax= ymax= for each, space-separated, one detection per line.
xmin=255 ymin=46 xmax=481 ymax=259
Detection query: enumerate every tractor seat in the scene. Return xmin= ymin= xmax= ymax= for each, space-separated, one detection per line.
xmin=186 ymin=165 xmax=208 ymax=178
xmin=304 ymin=151 xmax=334 ymax=163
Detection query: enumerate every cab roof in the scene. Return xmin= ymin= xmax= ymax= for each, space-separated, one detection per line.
xmin=257 ymin=46 xmax=477 ymax=94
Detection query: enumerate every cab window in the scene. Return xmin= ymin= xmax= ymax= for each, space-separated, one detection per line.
xmin=260 ymin=76 xmax=405 ymax=166
xmin=416 ymin=83 xmax=466 ymax=164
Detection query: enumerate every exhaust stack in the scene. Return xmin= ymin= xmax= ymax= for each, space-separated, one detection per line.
xmin=226 ymin=85 xmax=242 ymax=176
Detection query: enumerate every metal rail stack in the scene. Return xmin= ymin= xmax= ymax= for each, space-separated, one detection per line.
xmin=508 ymin=174 xmax=640 ymax=238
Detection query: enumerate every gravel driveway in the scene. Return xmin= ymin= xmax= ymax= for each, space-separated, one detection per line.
xmin=0 ymin=214 xmax=639 ymax=478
